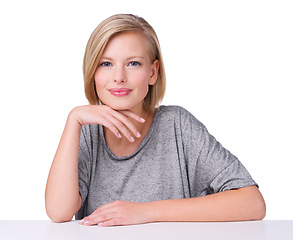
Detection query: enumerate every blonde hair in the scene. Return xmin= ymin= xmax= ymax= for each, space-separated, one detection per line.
xmin=83 ymin=14 xmax=166 ymax=112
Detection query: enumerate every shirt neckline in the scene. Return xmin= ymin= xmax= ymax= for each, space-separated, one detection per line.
xmin=99 ymin=106 xmax=163 ymax=161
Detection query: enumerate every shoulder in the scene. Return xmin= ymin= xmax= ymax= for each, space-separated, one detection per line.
xmin=157 ymin=105 xmax=191 ymax=118
xmin=157 ymin=105 xmax=205 ymax=129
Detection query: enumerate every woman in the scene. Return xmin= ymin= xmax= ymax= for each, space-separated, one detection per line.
xmin=45 ymin=14 xmax=266 ymax=227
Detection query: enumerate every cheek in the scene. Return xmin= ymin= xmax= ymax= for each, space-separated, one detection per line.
xmin=94 ymin=71 xmax=108 ymax=89
xmin=134 ymin=77 xmax=149 ymax=97
xmin=133 ymin=70 xmax=151 ymax=85
xmin=135 ymin=72 xmax=151 ymax=99
xmin=94 ymin=73 xmax=107 ymax=103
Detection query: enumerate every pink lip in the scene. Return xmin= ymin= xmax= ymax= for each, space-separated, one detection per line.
xmin=109 ymin=88 xmax=132 ymax=97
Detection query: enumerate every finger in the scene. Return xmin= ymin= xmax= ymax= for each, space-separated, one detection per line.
xmin=118 ymin=110 xmax=145 ymax=123
xmin=103 ymin=107 xmax=145 ymax=139
xmin=99 ymin=116 xmax=122 ymax=139
xmin=100 ymin=107 xmax=143 ymax=141
xmin=82 ymin=211 xmax=117 ymax=226
xmin=103 ymin=114 xmax=136 ymax=142
xmin=80 ymin=201 xmax=124 ymax=226
xmin=110 ymin=112 xmax=141 ymax=139
xmin=98 ymin=217 xmax=124 ymax=227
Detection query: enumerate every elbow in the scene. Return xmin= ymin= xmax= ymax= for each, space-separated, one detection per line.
xmin=250 ymin=188 xmax=266 ymax=221
xmin=45 ymin=195 xmax=81 ymax=223
xmin=238 ymin=185 xmax=266 ymax=221
xmin=254 ymin=197 xmax=266 ymax=220
xmin=46 ymin=209 xmax=74 ymax=223
xmin=50 ymin=216 xmax=73 ymax=223
xmin=45 ymin=203 xmax=75 ymax=223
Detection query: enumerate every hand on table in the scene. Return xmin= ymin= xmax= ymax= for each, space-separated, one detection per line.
xmin=79 ymin=200 xmax=151 ymax=227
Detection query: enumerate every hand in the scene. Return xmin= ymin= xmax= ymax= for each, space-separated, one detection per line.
xmin=79 ymin=200 xmax=151 ymax=227
xmin=70 ymin=105 xmax=145 ymax=142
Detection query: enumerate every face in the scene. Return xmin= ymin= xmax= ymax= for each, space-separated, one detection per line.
xmin=94 ymin=31 xmax=159 ymax=112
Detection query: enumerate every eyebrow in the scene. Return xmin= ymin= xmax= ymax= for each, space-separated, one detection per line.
xmin=100 ymin=56 xmax=145 ymax=61
xmin=127 ymin=56 xmax=145 ymax=60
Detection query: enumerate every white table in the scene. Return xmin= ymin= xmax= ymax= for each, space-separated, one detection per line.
xmin=0 ymin=220 xmax=292 ymax=240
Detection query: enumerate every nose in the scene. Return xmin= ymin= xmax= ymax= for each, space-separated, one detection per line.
xmin=114 ymin=65 xmax=126 ymax=83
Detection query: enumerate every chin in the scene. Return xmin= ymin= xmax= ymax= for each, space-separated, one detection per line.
xmin=107 ymin=101 xmax=143 ymax=112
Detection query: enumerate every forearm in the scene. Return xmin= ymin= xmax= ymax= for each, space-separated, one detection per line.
xmin=45 ymin=112 xmax=82 ymax=222
xmin=147 ymin=186 xmax=266 ymax=222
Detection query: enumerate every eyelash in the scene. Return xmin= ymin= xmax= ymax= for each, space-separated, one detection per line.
xmin=100 ymin=62 xmax=111 ymax=67
xmin=128 ymin=61 xmax=141 ymax=67
xmin=99 ymin=61 xmax=141 ymax=67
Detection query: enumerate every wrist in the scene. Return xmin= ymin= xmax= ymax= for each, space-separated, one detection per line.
xmin=144 ymin=199 xmax=185 ymax=223
xmin=144 ymin=201 xmax=162 ymax=223
xmin=68 ymin=107 xmax=83 ymax=128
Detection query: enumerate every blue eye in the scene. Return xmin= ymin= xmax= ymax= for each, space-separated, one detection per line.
xmin=100 ymin=62 xmax=111 ymax=67
xmin=129 ymin=61 xmax=141 ymax=67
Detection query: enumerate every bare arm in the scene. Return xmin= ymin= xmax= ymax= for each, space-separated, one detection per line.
xmin=45 ymin=105 xmax=144 ymax=223
xmin=45 ymin=112 xmax=82 ymax=222
xmin=148 ymin=185 xmax=266 ymax=222
xmin=80 ymin=185 xmax=266 ymax=226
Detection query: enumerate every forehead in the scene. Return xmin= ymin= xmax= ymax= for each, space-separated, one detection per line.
xmin=102 ymin=31 xmax=151 ymax=59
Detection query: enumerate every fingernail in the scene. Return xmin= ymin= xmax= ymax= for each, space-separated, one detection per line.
xmin=130 ymin=136 xmax=135 ymax=142
xmin=136 ymin=132 xmax=141 ymax=138
xmin=84 ymin=220 xmax=89 ymax=224
xmin=98 ymin=222 xmax=103 ymax=227
xmin=140 ymin=118 xmax=145 ymax=122
xmin=79 ymin=219 xmax=84 ymax=224
xmin=117 ymin=133 xmax=122 ymax=138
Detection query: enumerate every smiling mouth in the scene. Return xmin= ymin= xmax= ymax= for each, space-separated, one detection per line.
xmin=108 ymin=88 xmax=132 ymax=97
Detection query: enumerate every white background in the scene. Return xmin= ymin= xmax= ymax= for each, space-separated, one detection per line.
xmin=0 ymin=0 xmax=292 ymax=220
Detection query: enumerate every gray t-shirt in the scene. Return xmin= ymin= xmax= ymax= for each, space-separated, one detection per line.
xmin=76 ymin=105 xmax=257 ymax=219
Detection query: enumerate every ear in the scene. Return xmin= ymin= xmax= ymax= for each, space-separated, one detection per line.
xmin=148 ymin=59 xmax=159 ymax=85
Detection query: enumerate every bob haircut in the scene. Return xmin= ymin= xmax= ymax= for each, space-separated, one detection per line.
xmin=83 ymin=14 xmax=166 ymax=112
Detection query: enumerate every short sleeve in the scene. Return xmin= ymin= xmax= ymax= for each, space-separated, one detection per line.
xmin=179 ymin=107 xmax=257 ymax=197
xmin=209 ymin=158 xmax=257 ymax=192
xmin=75 ymin=125 xmax=92 ymax=219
